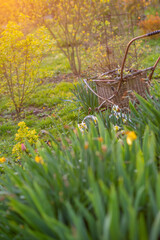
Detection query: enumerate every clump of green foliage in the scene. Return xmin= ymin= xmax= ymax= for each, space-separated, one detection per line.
xmin=72 ymin=80 xmax=98 ymax=115
xmin=128 ymin=81 xmax=160 ymax=157
xmin=0 ymin=115 xmax=160 ymax=239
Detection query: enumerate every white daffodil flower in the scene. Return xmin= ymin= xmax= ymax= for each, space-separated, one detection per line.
xmin=78 ymin=122 xmax=87 ymax=133
xmin=112 ymin=104 xmax=120 ymax=113
xmin=83 ymin=115 xmax=98 ymax=124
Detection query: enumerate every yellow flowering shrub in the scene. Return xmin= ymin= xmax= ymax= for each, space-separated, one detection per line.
xmin=0 ymin=22 xmax=51 ymax=116
xmin=12 ymin=121 xmax=38 ymax=160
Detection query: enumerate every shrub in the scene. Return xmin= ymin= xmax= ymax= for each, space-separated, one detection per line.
xmin=83 ymin=36 xmax=127 ymax=74
xmin=139 ymin=14 xmax=160 ymax=33
xmin=0 ymin=22 xmax=50 ymax=116
xmin=0 ymin=118 xmax=160 ymax=239
xmin=19 ymin=0 xmax=111 ymax=76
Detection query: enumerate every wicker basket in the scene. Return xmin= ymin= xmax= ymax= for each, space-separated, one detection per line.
xmin=95 ymin=70 xmax=149 ymax=108
xmin=84 ymin=30 xmax=160 ymax=110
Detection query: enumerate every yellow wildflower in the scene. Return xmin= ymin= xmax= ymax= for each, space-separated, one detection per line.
xmin=0 ymin=157 xmax=6 ymax=163
xmin=18 ymin=121 xmax=26 ymax=127
xmin=35 ymin=156 xmax=44 ymax=164
xmin=13 ymin=122 xmax=38 ymax=160
xmin=126 ymin=131 xmax=137 ymax=145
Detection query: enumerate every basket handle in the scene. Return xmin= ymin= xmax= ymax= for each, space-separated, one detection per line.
xmin=148 ymin=56 xmax=160 ymax=83
xmin=117 ymin=30 xmax=160 ymax=92
xmin=83 ymin=79 xmax=114 ymax=105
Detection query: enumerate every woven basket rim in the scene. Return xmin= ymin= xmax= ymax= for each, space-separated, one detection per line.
xmin=90 ymin=66 xmax=153 ymax=82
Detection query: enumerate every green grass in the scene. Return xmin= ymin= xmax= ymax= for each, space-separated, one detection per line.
xmin=138 ymin=37 xmax=160 ymax=78
xmin=0 ymin=121 xmax=17 ymax=157
xmin=25 ymin=82 xmax=75 ymax=108
xmin=144 ymin=5 xmax=160 ymax=16
xmin=39 ymin=51 xmax=71 ymax=78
